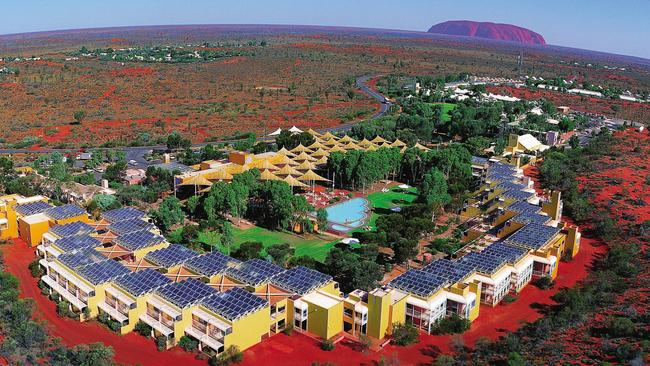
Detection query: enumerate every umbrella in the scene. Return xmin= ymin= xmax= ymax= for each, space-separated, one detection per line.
xmin=315 ymin=156 xmax=328 ymax=166
xmin=320 ymin=131 xmax=338 ymax=140
xmin=283 ymin=175 xmax=308 ymax=187
xmin=306 ymin=128 xmax=322 ymax=137
xmin=268 ymin=128 xmax=283 ymax=136
xmin=276 ymin=147 xmax=296 ymax=157
xmin=272 ymin=154 xmax=299 ymax=166
xmin=295 ymin=160 xmax=317 ymax=171
xmin=310 ymin=148 xmax=330 ymax=158
xmin=259 ymin=169 xmax=281 ymax=181
xmin=341 ymin=141 xmax=360 ymax=150
xmin=338 ymin=135 xmax=357 ymax=143
xmin=391 ymin=139 xmax=407 ymax=148
xmin=371 ymin=136 xmax=387 ymax=144
xmin=298 ymin=170 xmax=330 ymax=182
xmin=275 ymin=164 xmax=302 ymax=176
xmin=357 ymin=138 xmax=375 ymax=147
xmin=378 ymin=142 xmax=393 ymax=149
xmin=327 ymin=145 xmax=345 ymax=153
xmin=180 ymin=175 xmax=213 ymax=187
xmin=322 ymin=138 xmax=340 ymax=147
xmin=203 ymin=169 xmax=233 ymax=181
xmin=307 ymin=141 xmax=326 ymax=150
xmin=293 ymin=152 xmax=317 ymax=162
xmin=291 ymin=144 xmax=311 ymax=153
xmin=288 ymin=126 xmax=303 ymax=134
xmin=249 ymin=159 xmax=279 ymax=171
xmin=226 ymin=164 xmax=249 ymax=175
xmin=414 ymin=142 xmax=430 ymax=151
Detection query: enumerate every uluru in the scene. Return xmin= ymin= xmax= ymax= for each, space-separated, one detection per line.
xmin=428 ymin=20 xmax=546 ymax=45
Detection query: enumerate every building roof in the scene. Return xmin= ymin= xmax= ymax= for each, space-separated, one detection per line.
xmin=15 ymin=201 xmax=52 ymax=216
xmin=45 ymin=204 xmax=86 ymax=221
xmin=50 ymin=221 xmax=95 ymax=238
xmin=202 ymin=287 xmax=267 ymax=321
xmin=77 ymin=259 xmax=130 ymax=285
xmin=271 ymin=266 xmax=332 ymax=296
xmin=58 ymin=248 xmax=107 ymax=270
xmin=184 ymin=251 xmax=241 ymax=277
xmin=505 ymin=223 xmax=561 ymax=250
xmin=226 ymin=259 xmax=285 ymax=287
xmin=108 ymin=218 xmax=155 ymax=236
xmin=156 ymin=278 xmax=216 ymax=309
xmin=388 ymin=269 xmax=448 ymax=298
xmin=54 ymin=235 xmax=102 ymax=253
xmin=144 ymin=244 xmax=200 ymax=268
xmin=115 ymin=230 xmax=166 ymax=251
xmin=115 ymin=268 xmax=172 ymax=298
xmin=102 ymin=207 xmax=146 ymax=223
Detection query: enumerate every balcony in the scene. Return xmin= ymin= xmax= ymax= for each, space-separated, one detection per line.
xmin=185 ymin=326 xmax=224 ymax=353
xmin=98 ymin=301 xmax=128 ymax=323
xmin=42 ymin=275 xmax=87 ymax=310
xmin=140 ymin=313 xmax=174 ymax=337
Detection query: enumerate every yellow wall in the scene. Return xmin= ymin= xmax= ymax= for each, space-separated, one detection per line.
xmin=86 ymin=282 xmax=107 ymax=319
xmin=367 ymin=291 xmax=390 ymax=340
xmin=0 ymin=206 xmax=18 ymax=239
xmin=542 ymin=191 xmax=562 ymax=221
xmin=468 ymin=281 xmax=481 ymax=322
xmin=305 ymin=299 xmax=343 ymax=340
xmin=223 ymin=306 xmax=270 ymax=351
xmin=387 ymin=295 xmax=407 ymax=336
xmin=174 ymin=307 xmax=193 ymax=344
xmin=133 ymin=242 xmax=170 ymax=261
xmin=55 ymin=214 xmax=90 ymax=226
xmin=319 ymin=281 xmax=341 ymax=297
xmin=565 ymin=226 xmax=580 ymax=259
xmin=19 ymin=218 xmax=50 ymax=247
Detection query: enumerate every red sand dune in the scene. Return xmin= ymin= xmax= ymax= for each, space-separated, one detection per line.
xmin=428 ymin=20 xmax=546 ymax=45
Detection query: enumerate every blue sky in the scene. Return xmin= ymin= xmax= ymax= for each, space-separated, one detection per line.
xmin=2 ymin=0 xmax=649 ymax=59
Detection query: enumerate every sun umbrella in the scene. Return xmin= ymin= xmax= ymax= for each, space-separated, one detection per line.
xmin=180 ymin=175 xmax=213 ymax=187
xmin=283 ymin=175 xmax=308 ymax=187
xmin=306 ymin=128 xmax=322 ymax=137
xmin=298 ymin=170 xmax=330 ymax=182
xmin=327 ymin=145 xmax=345 ymax=153
xmin=226 ymin=164 xmax=249 ymax=175
xmin=357 ymin=138 xmax=375 ymax=148
xmin=391 ymin=139 xmax=407 ymax=148
xmin=322 ymin=138 xmax=340 ymax=147
xmin=371 ymin=136 xmax=387 ymax=144
xmin=307 ymin=141 xmax=326 ymax=150
xmin=295 ymin=160 xmax=317 ymax=171
xmin=249 ymin=159 xmax=279 ymax=171
xmin=414 ymin=142 xmax=430 ymax=151
xmin=276 ymin=147 xmax=296 ymax=157
xmin=272 ymin=154 xmax=299 ymax=166
xmin=259 ymin=169 xmax=281 ymax=181
xmin=341 ymin=141 xmax=360 ymax=150
xmin=275 ymin=164 xmax=302 ymax=176
xmin=310 ymin=148 xmax=330 ymax=158
xmin=293 ymin=152 xmax=317 ymax=162
xmin=290 ymin=144 xmax=311 ymax=153
xmin=203 ymin=169 xmax=233 ymax=181
xmin=320 ymin=131 xmax=338 ymax=140
xmin=315 ymin=156 xmax=328 ymax=166
xmin=338 ymin=135 xmax=357 ymax=143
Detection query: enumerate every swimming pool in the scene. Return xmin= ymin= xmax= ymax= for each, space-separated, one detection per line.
xmin=324 ymin=197 xmax=370 ymax=232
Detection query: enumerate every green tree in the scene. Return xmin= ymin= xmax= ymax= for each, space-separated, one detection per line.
xmin=149 ymin=196 xmax=184 ymax=232
xmin=73 ymin=110 xmax=86 ymax=125
xmin=391 ymin=323 xmax=419 ymax=346
xmin=103 ymin=160 xmax=127 ymax=183
xmin=266 ymin=243 xmax=294 ymax=265
xmin=420 ymin=168 xmax=451 ymax=220
xmin=231 ymin=241 xmax=263 ymax=261
xmin=316 ymin=208 xmax=328 ymax=232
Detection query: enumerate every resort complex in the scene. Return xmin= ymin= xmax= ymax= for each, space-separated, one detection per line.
xmin=0 ymin=145 xmax=581 ymax=357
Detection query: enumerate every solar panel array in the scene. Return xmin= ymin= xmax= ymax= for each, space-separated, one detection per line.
xmin=388 ymin=269 xmax=449 ymax=298
xmin=481 ymin=241 xmax=528 ymax=264
xmin=116 ymin=230 xmax=165 ymax=251
xmin=116 ymin=268 xmax=171 ymax=297
xmin=510 ymin=212 xmax=551 ymax=225
xmin=421 ymin=259 xmax=476 ymax=284
xmin=109 ymin=218 xmax=154 ymax=236
xmin=202 ymin=287 xmax=267 ymax=321
xmin=506 ymin=223 xmax=561 ymax=250
xmin=55 ymin=235 xmax=102 ymax=253
xmin=102 ymin=207 xmax=146 ymax=223
xmin=59 ymin=248 xmax=107 ymax=269
xmin=497 ymin=181 xmax=527 ymax=191
xmin=507 ymin=201 xmax=542 ymax=214
xmin=272 ymin=266 xmax=332 ymax=295
xmin=145 ymin=244 xmax=200 ymax=268
xmin=78 ymin=259 xmax=130 ymax=285
xmin=500 ymin=189 xmax=534 ymax=201
xmin=15 ymin=201 xmax=52 ymax=216
xmin=227 ymin=259 xmax=285 ymax=286
xmin=50 ymin=221 xmax=95 ymax=238
xmin=459 ymin=252 xmax=508 ymax=275
xmin=156 ymin=278 xmax=217 ymax=309
xmin=184 ymin=251 xmax=241 ymax=277
xmin=471 ymin=156 xmax=488 ymax=165
xmin=45 ymin=204 xmax=86 ymax=220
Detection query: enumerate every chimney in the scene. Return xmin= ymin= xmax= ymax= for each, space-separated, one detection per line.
xmin=101 ymin=179 xmax=109 ymax=189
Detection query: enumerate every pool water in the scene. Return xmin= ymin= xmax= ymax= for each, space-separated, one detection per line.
xmin=324 ymin=198 xmax=370 ymax=232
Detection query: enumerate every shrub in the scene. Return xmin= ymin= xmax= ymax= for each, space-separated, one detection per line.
xmin=320 ymin=339 xmax=335 ymax=351
xmin=503 ymin=294 xmax=518 ymax=303
xmin=179 ymin=335 xmax=199 ymax=352
xmin=209 ymin=345 xmax=243 ymax=366
xmin=28 ymin=259 xmax=43 ymax=278
xmin=155 ymin=335 xmax=168 ymax=351
xmin=606 ymin=317 xmax=636 ymax=337
xmin=56 ymin=301 xmax=71 ymax=317
xmin=534 ymin=275 xmax=554 ymax=289
xmin=282 ymin=325 xmax=293 ymax=336
xmin=108 ymin=320 xmax=122 ymax=332
xmin=134 ymin=321 xmax=152 ymax=337
xmin=431 ymin=314 xmax=470 ymax=335
xmin=391 ymin=323 xmax=419 ymax=346
xmin=97 ymin=312 xmax=109 ymax=324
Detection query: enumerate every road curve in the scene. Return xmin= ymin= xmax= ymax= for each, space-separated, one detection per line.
xmin=0 ymin=75 xmax=391 ymax=167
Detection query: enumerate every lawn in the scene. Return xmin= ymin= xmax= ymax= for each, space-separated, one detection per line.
xmin=233 ymin=226 xmax=338 ymax=262
xmin=363 ymin=186 xmax=418 ymax=230
xmin=430 ymin=102 xmax=456 ymax=122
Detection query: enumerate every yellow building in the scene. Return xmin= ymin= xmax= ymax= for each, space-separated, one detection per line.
xmin=98 ymin=268 xmax=172 ymax=334
xmin=343 ymin=288 xmax=408 ymax=340
xmin=16 ymin=203 xmax=90 ymax=246
xmin=0 ymin=194 xmax=48 ymax=239
xmin=271 ymin=266 xmax=344 ymax=340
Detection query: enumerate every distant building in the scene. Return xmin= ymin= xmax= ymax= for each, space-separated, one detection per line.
xmin=546 ymin=131 xmax=560 ymax=146
xmin=557 ymin=106 xmax=570 ymax=115
xmin=124 ymin=168 xmax=147 ymax=186
xmin=61 ymin=182 xmax=116 ymax=204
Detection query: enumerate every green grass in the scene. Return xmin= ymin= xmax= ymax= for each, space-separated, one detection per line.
xmin=232 ymin=226 xmax=337 ymax=262
xmin=361 ymin=186 xmax=418 ymax=231
xmin=430 ymin=102 xmax=456 ymax=122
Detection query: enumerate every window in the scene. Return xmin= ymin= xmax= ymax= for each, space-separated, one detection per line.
xmin=344 ymin=308 xmax=353 ymax=317
xmin=277 ymin=306 xmax=285 ymax=314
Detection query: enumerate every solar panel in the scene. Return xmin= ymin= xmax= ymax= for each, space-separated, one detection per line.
xmin=145 ymin=244 xmax=200 ymax=268
xmin=45 ymin=204 xmax=86 ymax=220
xmin=115 ymin=268 xmax=171 ymax=297
xmin=78 ymin=259 xmax=130 ymax=285
xmin=202 ymin=287 xmax=267 ymax=321
xmin=505 ymin=223 xmax=561 ymax=250
xmin=109 ymin=218 xmax=154 ymax=236
xmin=481 ymin=242 xmax=528 ymax=264
xmin=58 ymin=248 xmax=107 ymax=269
xmin=458 ymin=252 xmax=508 ymax=275
xmin=507 ymin=201 xmax=542 ymax=214
xmin=54 ymin=235 xmax=102 ymax=253
xmin=497 ymin=181 xmax=527 ymax=191
xmin=227 ymin=259 xmax=285 ymax=286
xmin=156 ymin=278 xmax=216 ymax=309
xmin=271 ymin=266 xmax=332 ymax=295
xmin=471 ymin=156 xmax=488 ymax=165
xmin=184 ymin=251 xmax=241 ymax=277
xmin=115 ymin=230 xmax=166 ymax=251
xmin=102 ymin=207 xmax=146 ymax=223
xmin=50 ymin=221 xmax=95 ymax=238
xmin=421 ymin=259 xmax=476 ymax=284
xmin=388 ymin=269 xmax=448 ymax=298
xmin=510 ymin=212 xmax=551 ymax=225
xmin=15 ymin=201 xmax=52 ymax=216
xmin=500 ymin=189 xmax=534 ymax=201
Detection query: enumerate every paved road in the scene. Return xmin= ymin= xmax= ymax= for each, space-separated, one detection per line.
xmin=0 ymin=75 xmax=391 ymax=168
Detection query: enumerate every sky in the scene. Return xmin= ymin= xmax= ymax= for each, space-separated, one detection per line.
xmin=1 ymin=0 xmax=649 ymax=59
